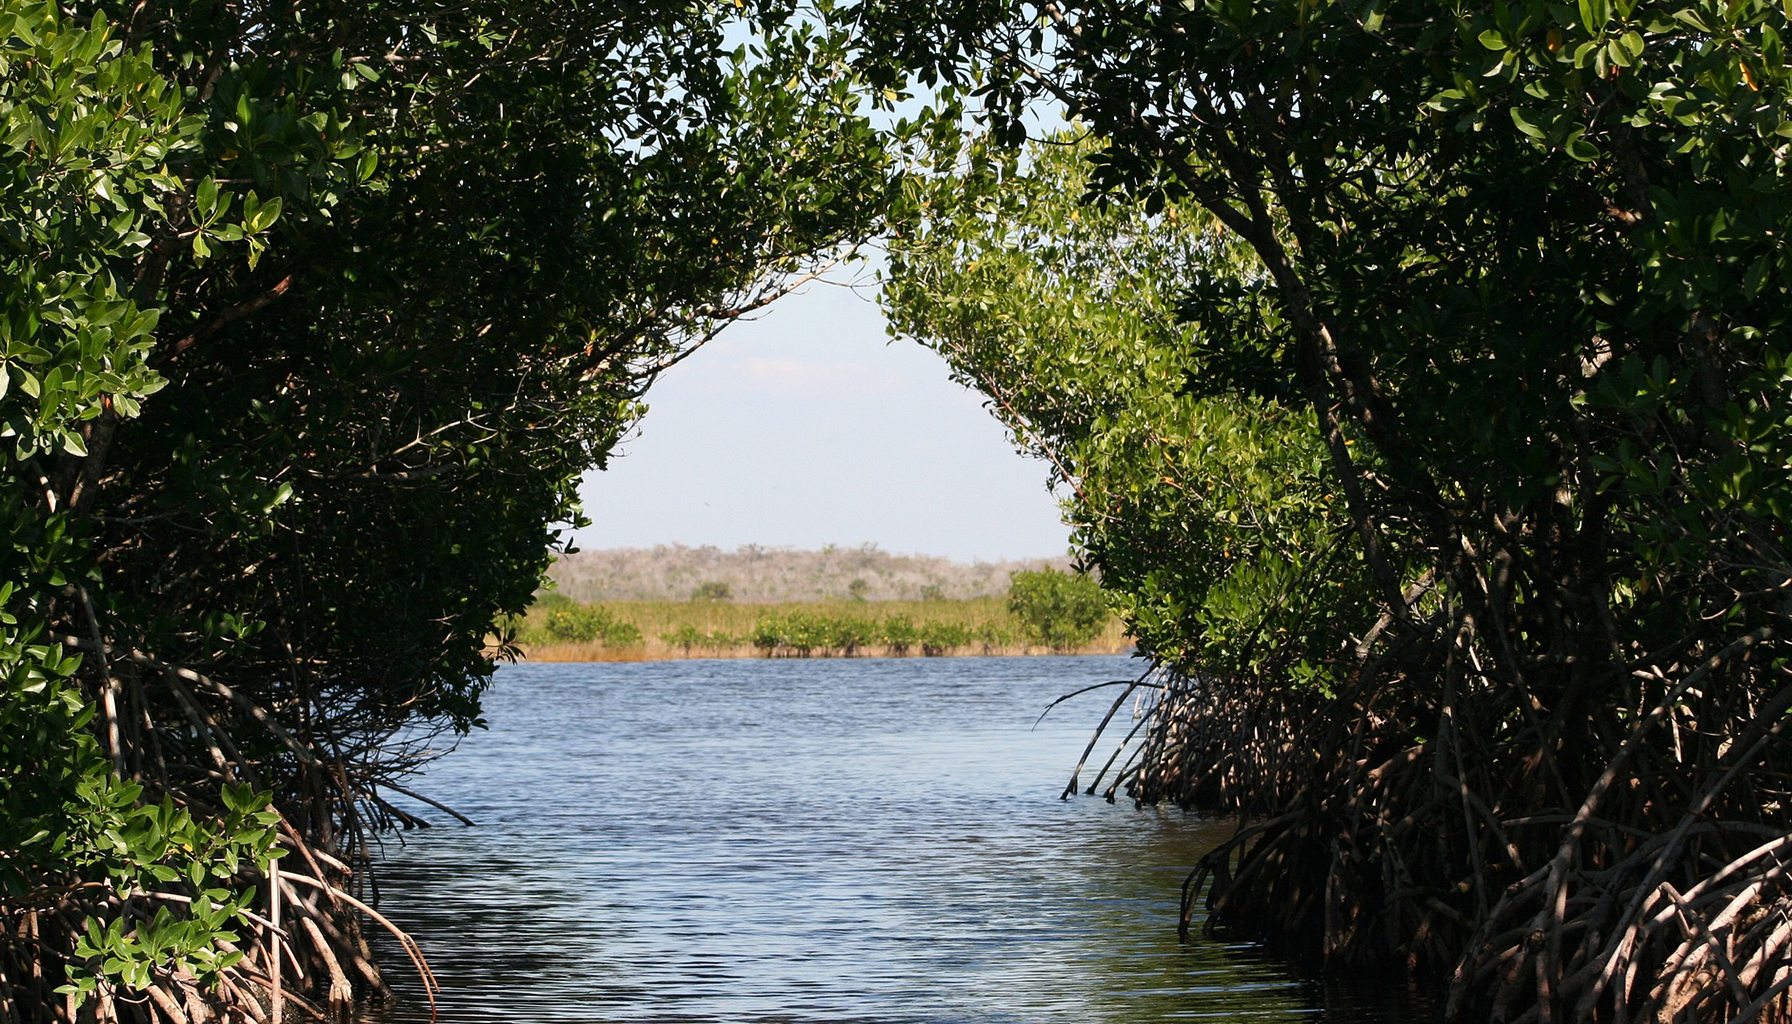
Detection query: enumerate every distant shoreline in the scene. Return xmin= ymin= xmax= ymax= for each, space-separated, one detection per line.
xmin=503 ymin=594 xmax=1131 ymax=663
xmin=516 ymin=639 xmax=1135 ymax=663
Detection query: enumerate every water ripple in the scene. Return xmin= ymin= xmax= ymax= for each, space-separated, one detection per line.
xmin=361 ymin=656 xmax=1430 ymax=1024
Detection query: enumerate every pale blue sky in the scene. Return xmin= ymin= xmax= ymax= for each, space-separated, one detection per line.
xmin=571 ymin=273 xmax=1073 ymax=562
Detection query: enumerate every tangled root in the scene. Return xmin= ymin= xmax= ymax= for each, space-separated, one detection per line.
xmin=1081 ymin=620 xmax=1792 ymax=1023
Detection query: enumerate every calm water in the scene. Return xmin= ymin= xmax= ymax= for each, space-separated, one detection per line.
xmin=362 ymin=656 xmax=1429 ymax=1023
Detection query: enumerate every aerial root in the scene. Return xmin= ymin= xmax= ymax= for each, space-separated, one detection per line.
xmin=0 ymin=855 xmax=424 ymax=1024
xmin=1109 ymin=650 xmax=1792 ymax=1024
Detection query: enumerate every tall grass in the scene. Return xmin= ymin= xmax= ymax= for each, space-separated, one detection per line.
xmin=509 ymin=596 xmax=1131 ymax=661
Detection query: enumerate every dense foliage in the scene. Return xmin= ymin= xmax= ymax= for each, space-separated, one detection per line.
xmin=1 ymin=1 xmax=894 ymax=1018
xmin=869 ymin=0 xmax=1792 ymax=1017
xmin=886 ymin=135 xmax=1349 ymax=677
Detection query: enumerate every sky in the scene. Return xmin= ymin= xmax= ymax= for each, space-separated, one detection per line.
xmin=570 ymin=271 xmax=1074 ymax=562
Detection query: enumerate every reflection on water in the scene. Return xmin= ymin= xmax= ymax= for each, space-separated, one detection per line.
xmin=361 ymin=656 xmax=1431 ymax=1023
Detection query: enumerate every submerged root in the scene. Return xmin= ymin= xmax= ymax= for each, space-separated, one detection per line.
xmin=1088 ymin=618 xmax=1792 ymax=1023
xmin=0 ymin=851 xmax=428 ymax=1024
xmin=4 ymin=637 xmax=450 ymax=1024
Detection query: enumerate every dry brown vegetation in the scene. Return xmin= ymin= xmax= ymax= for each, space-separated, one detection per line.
xmin=544 ymin=543 xmax=1074 ymax=603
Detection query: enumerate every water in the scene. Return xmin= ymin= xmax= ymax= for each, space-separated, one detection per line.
xmin=362 ymin=656 xmax=1429 ymax=1023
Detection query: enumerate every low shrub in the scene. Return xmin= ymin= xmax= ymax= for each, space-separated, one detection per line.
xmin=1007 ymin=569 xmax=1107 ymax=652
xmin=536 ymin=606 xmax=642 ymax=647
xmin=920 ymin=621 xmax=970 ymax=656
xmin=880 ymin=615 xmax=918 ymax=655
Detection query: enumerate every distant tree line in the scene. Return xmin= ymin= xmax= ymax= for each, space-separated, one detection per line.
xmin=543 ymin=543 xmax=1074 ymax=603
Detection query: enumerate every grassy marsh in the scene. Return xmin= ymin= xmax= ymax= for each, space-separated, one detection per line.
xmin=510 ymin=596 xmax=1132 ymax=661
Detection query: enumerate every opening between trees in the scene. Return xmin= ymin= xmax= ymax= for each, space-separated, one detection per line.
xmin=5 ymin=0 xmax=1791 ymax=1022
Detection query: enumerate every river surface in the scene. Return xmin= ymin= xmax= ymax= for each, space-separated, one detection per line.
xmin=363 ymin=655 xmax=1431 ymax=1023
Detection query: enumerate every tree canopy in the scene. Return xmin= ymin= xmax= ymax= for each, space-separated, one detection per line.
xmin=886 ymin=132 xmax=1352 ymax=680
xmin=868 ymin=0 xmax=1792 ymax=1017
xmin=1 ymin=1 xmax=897 ymax=1018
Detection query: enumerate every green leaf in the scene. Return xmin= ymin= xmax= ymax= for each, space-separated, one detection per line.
xmin=1362 ymin=0 xmax=1386 ymax=32
xmin=250 ymin=196 xmax=282 ymax=233
xmin=1564 ymin=131 xmax=1600 ymax=160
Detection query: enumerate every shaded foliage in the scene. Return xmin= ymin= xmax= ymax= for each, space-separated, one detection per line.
xmin=868 ymin=0 xmax=1792 ymax=1017
xmin=1 ymin=0 xmax=895 ymax=1018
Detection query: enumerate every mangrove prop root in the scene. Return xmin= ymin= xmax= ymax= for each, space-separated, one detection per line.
xmin=5 ymin=636 xmax=453 ymax=1024
xmin=1 ymin=859 xmax=418 ymax=1024
xmin=1082 ymin=599 xmax=1792 ymax=1023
